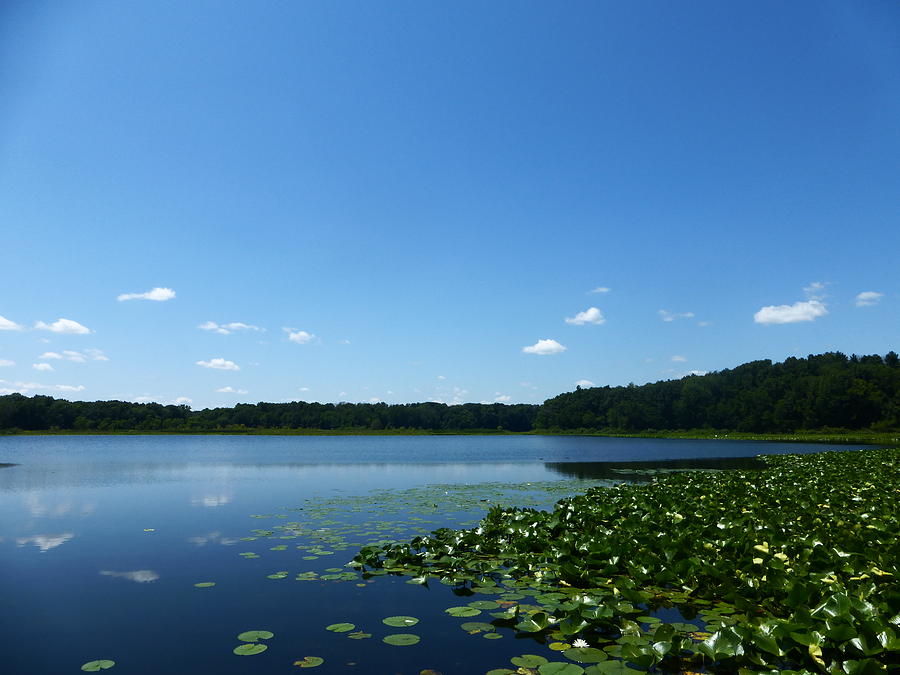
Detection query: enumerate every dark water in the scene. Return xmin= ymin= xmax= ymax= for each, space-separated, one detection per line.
xmin=0 ymin=435 xmax=865 ymax=674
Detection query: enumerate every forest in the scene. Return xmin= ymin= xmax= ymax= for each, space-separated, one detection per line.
xmin=1 ymin=351 xmax=898 ymax=434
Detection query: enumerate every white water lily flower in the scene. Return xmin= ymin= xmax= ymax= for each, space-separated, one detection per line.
xmin=572 ymin=638 xmax=589 ymax=648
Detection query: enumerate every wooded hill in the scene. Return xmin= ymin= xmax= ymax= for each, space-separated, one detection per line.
xmin=0 ymin=351 xmax=898 ymax=433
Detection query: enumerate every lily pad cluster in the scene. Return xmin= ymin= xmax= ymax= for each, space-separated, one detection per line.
xmin=233 ymin=629 xmax=273 ymax=656
xmin=354 ymin=448 xmax=900 ymax=673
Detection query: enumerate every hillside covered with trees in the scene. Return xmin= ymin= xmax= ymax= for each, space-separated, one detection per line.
xmin=1 ymin=351 xmax=898 ymax=434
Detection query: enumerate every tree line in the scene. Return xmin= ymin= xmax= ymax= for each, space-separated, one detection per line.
xmin=0 ymin=351 xmax=898 ymax=434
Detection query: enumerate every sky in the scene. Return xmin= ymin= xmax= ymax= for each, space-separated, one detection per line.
xmin=1 ymin=1 xmax=898 ymax=409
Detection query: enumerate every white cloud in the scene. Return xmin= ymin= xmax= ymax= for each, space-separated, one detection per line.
xmin=33 ymin=363 xmax=54 ymax=372
xmin=196 ymin=358 xmax=239 ymax=370
xmin=173 ymin=397 xmax=193 ymax=405
xmin=697 ymin=321 xmax=712 ymax=327
xmin=803 ymin=281 xmax=828 ymax=300
xmin=754 ymin=299 xmax=828 ymax=324
xmin=575 ymin=379 xmax=595 ymax=388
xmin=671 ymin=355 xmax=687 ymax=362
xmin=589 ymin=286 xmax=611 ymax=294
xmin=494 ymin=393 xmax=511 ymax=402
xmin=199 ymin=321 xmax=263 ymax=335
xmin=39 ymin=352 xmax=63 ymax=360
xmin=54 ymin=384 xmax=86 ymax=392
xmin=0 ymin=315 xmax=23 ymax=331
xmin=284 ymin=328 xmax=315 ymax=344
xmin=855 ymin=291 xmax=884 ymax=307
xmin=216 ymin=386 xmax=248 ymax=394
xmin=522 ymin=339 xmax=566 ymax=355
xmin=99 ymin=570 xmax=160 ymax=583
xmin=339 ymin=338 xmax=351 ymax=344
xmin=34 ymin=318 xmax=91 ymax=334
xmin=117 ymin=287 xmax=176 ymax=302
xmin=565 ymin=307 xmax=605 ymax=325
xmin=685 ymin=370 xmax=708 ymax=377
xmin=436 ymin=375 xmax=446 ymax=380
xmin=298 ymin=386 xmax=310 ymax=392
xmin=40 ymin=349 xmax=106 ymax=363
xmin=659 ymin=310 xmax=695 ymax=322
xmin=0 ymin=359 xmax=14 ymax=367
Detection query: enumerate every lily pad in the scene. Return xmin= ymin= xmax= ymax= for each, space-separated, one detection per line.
xmin=233 ymin=643 xmax=267 ymax=655
xmin=460 ymin=621 xmax=495 ymax=634
xmin=511 ymin=654 xmax=549 ymax=668
xmin=193 ymin=582 xmax=215 ymax=588
xmin=563 ymin=647 xmax=607 ymax=663
xmin=293 ymin=656 xmax=324 ymax=668
xmin=446 ymin=606 xmax=481 ymax=617
xmin=539 ymin=664 xmax=585 ymax=675
xmin=347 ymin=631 xmax=372 ymax=640
xmin=81 ymin=661 xmax=115 ymax=672
xmin=325 ymin=622 xmax=355 ymax=632
xmin=237 ymin=630 xmax=274 ymax=642
xmin=383 ymin=633 xmax=420 ymax=646
xmin=383 ymin=615 xmax=420 ymax=627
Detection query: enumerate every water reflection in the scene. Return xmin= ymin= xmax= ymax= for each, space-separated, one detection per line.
xmin=544 ymin=456 xmax=765 ymax=481
xmin=187 ymin=531 xmax=238 ymax=546
xmin=16 ymin=533 xmax=74 ymax=551
xmin=190 ymin=493 xmax=232 ymax=507
xmin=99 ymin=570 xmax=160 ymax=583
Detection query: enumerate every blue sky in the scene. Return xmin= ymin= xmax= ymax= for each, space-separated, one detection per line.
xmin=1 ymin=1 xmax=898 ymax=409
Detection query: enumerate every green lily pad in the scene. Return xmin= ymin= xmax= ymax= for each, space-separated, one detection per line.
xmin=233 ymin=643 xmax=268 ymax=655
xmin=511 ymin=654 xmax=549 ymax=668
xmin=564 ymin=647 xmax=607 ymax=663
xmin=583 ymin=662 xmax=643 ymax=674
xmin=237 ymin=630 xmax=274 ymax=642
xmin=293 ymin=656 xmax=324 ymax=668
xmin=486 ymin=670 xmax=516 ymax=675
xmin=325 ymin=622 xmax=355 ymax=632
xmin=267 ymin=571 xmax=289 ymax=579
xmin=468 ymin=600 xmax=500 ymax=610
xmin=483 ymin=632 xmax=503 ymax=639
xmin=193 ymin=582 xmax=215 ymax=588
xmin=383 ymin=615 xmax=419 ymax=627
xmin=446 ymin=606 xmax=481 ymax=617
xmin=383 ymin=633 xmax=420 ymax=646
xmin=461 ymin=621 xmax=495 ymax=633
xmin=81 ymin=661 xmax=115 ymax=672
xmin=539 ymin=664 xmax=585 ymax=675
xmin=347 ymin=631 xmax=372 ymax=640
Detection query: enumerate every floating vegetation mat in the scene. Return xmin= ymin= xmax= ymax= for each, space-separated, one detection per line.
xmin=352 ymin=448 xmax=900 ymax=674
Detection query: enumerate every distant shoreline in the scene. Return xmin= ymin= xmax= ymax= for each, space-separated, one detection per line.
xmin=2 ymin=428 xmax=896 ymax=446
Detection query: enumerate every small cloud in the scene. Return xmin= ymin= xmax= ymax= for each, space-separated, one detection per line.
xmin=686 ymin=370 xmax=708 ymax=376
xmin=339 ymin=339 xmax=351 ymax=345
xmin=99 ymin=570 xmax=160 ymax=583
xmin=34 ymin=318 xmax=91 ymax=334
xmin=575 ymin=379 xmax=595 ymax=387
xmin=283 ymin=328 xmax=315 ymax=344
xmin=196 ymin=358 xmax=240 ymax=370
xmin=522 ymin=339 xmax=566 ymax=355
xmin=671 ymin=355 xmax=687 ymax=362
xmin=199 ymin=321 xmax=263 ymax=335
xmin=589 ymin=286 xmax=611 ymax=294
xmin=754 ymin=300 xmax=827 ymax=324
xmin=697 ymin=321 xmax=712 ymax=327
xmin=54 ymin=384 xmax=86 ymax=392
xmin=39 ymin=351 xmax=63 ymax=360
xmin=659 ymin=310 xmax=695 ymax=322
xmin=117 ymin=287 xmax=176 ymax=302
xmin=298 ymin=386 xmax=310 ymax=392
xmin=216 ymin=386 xmax=248 ymax=394
xmin=0 ymin=359 xmax=14 ymax=367
xmin=173 ymin=397 xmax=192 ymax=405
xmin=519 ymin=381 xmax=538 ymax=390
xmin=436 ymin=375 xmax=446 ymax=380
xmin=0 ymin=314 xmax=23 ymax=331
xmin=33 ymin=363 xmax=54 ymax=371
xmin=368 ymin=397 xmax=382 ymax=403
xmin=803 ymin=281 xmax=828 ymax=301
xmin=338 ymin=391 xmax=348 ymax=398
xmin=494 ymin=393 xmax=511 ymax=402
xmin=565 ymin=307 xmax=605 ymax=325
xmin=855 ymin=291 xmax=884 ymax=307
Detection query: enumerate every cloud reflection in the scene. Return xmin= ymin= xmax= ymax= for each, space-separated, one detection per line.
xmin=99 ymin=569 xmax=160 ymax=583
xmin=24 ymin=493 xmax=96 ymax=518
xmin=190 ymin=493 xmax=231 ymax=507
xmin=187 ymin=530 xmax=238 ymax=546
xmin=16 ymin=533 xmax=75 ymax=551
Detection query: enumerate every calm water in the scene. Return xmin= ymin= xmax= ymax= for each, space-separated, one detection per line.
xmin=0 ymin=435 xmax=864 ymax=674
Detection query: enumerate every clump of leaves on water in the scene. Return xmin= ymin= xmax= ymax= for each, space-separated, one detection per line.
xmin=354 ymin=448 xmax=900 ymax=673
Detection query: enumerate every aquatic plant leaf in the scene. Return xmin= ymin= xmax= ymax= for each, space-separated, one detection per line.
xmin=446 ymin=606 xmax=481 ymax=617
xmin=233 ymin=643 xmax=267 ymax=655
xmin=539 ymin=663 xmax=585 ymax=675
xmin=383 ymin=633 xmax=420 ymax=646
xmin=383 ymin=615 xmax=419 ymax=627
xmin=511 ymin=654 xmax=548 ymax=668
xmin=81 ymin=661 xmax=115 ymax=671
xmin=325 ymin=623 xmax=355 ymax=632
xmin=193 ymin=582 xmax=215 ymax=588
xmin=237 ymin=630 xmax=274 ymax=642
xmin=293 ymin=656 xmax=324 ymax=668
xmin=564 ymin=648 xmax=607 ymax=663
xmin=347 ymin=631 xmax=372 ymax=640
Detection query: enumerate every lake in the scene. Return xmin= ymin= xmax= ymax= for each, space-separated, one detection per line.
xmin=0 ymin=435 xmax=865 ymax=674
